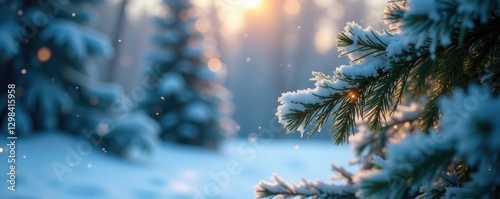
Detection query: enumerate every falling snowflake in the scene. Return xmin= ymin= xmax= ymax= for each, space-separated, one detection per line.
xmin=160 ymin=96 xmax=165 ymax=100
xmin=96 ymin=121 xmax=110 ymax=135
xmin=72 ymin=13 xmax=76 ymax=17
xmin=294 ymin=144 xmax=300 ymax=150
xmin=21 ymin=69 xmax=27 ymax=74
xmin=246 ymin=57 xmax=252 ymax=62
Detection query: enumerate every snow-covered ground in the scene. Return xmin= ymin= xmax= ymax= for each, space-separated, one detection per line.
xmin=0 ymin=132 xmax=355 ymax=199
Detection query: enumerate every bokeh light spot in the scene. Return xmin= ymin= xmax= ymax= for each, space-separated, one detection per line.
xmin=90 ymin=96 xmax=99 ymax=105
xmin=208 ymin=58 xmax=223 ymax=72
xmin=314 ymin=19 xmax=336 ymax=54
xmin=119 ymin=55 xmax=133 ymax=67
xmin=37 ymin=47 xmax=51 ymax=62
xmin=195 ymin=17 xmax=211 ymax=33
xmin=348 ymin=89 xmax=359 ymax=101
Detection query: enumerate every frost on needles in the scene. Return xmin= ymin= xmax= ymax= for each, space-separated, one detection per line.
xmin=276 ymin=22 xmax=411 ymax=144
xmin=259 ymin=0 xmax=500 ymax=198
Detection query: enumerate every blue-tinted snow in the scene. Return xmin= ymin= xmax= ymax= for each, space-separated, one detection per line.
xmin=0 ymin=132 xmax=355 ymax=199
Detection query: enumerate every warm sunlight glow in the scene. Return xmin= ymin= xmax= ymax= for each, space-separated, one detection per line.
xmin=314 ymin=17 xmax=337 ymax=54
xmin=314 ymin=26 xmax=335 ymax=54
xmin=284 ymin=0 xmax=301 ymax=15
xmin=241 ymin=0 xmax=261 ymax=9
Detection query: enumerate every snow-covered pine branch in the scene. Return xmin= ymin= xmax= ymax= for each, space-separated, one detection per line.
xmin=276 ymin=0 xmax=500 ymax=143
xmin=276 ymin=22 xmax=414 ymax=144
xmin=256 ymin=172 xmax=356 ymax=199
xmin=350 ymin=101 xmax=423 ymax=170
xmin=359 ymin=86 xmax=500 ymax=198
xmin=387 ymin=0 xmax=500 ymax=56
xmin=264 ymin=0 xmax=500 ymax=198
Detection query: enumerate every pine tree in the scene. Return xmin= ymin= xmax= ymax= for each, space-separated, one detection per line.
xmin=0 ymin=0 xmax=159 ymax=159
xmin=138 ymin=0 xmax=233 ymax=148
xmin=256 ymin=0 xmax=500 ymax=198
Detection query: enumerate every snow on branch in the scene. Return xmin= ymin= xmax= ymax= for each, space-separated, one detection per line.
xmin=359 ymin=86 xmax=500 ymax=198
xmin=255 ymin=173 xmax=356 ymax=199
xmin=0 ymin=22 xmax=20 ymax=57
xmin=41 ymin=20 xmax=113 ymax=60
xmin=349 ymin=101 xmax=423 ymax=170
xmin=270 ymin=0 xmax=500 ymax=198
xmin=358 ymin=131 xmax=455 ymax=199
xmin=394 ymin=0 xmax=498 ymax=55
xmin=276 ymin=22 xmax=411 ymax=143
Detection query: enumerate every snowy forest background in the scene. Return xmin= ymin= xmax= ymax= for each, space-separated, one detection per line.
xmin=4 ymin=0 xmax=500 ymax=198
xmin=7 ymin=0 xmax=485 ymax=198
xmin=91 ymin=0 xmax=386 ymax=139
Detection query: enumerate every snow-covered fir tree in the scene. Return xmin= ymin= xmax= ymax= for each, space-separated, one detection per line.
xmin=0 ymin=0 xmax=159 ymax=158
xmin=256 ymin=0 xmax=500 ymax=198
xmin=138 ymin=0 xmax=233 ymax=148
